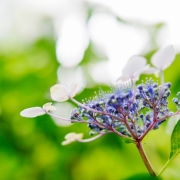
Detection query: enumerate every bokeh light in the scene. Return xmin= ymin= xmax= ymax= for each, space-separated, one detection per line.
xmin=56 ymin=14 xmax=89 ymax=68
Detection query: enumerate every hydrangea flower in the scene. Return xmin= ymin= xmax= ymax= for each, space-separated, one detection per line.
xmin=50 ymin=83 xmax=78 ymax=102
xmin=117 ymin=56 xmax=149 ymax=82
xmin=144 ymin=46 xmax=175 ymax=76
xmin=43 ymin=102 xmax=57 ymax=112
xmin=20 ymin=107 xmax=46 ymax=118
xmin=20 ymin=45 xmax=180 ymax=177
xmin=20 ymin=102 xmax=56 ymax=118
xmin=61 ymin=132 xmax=83 ymax=145
xmin=70 ymin=80 xmax=171 ymax=139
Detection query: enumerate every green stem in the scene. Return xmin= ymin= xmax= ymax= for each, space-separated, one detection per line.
xmin=136 ymin=141 xmax=157 ymax=176
xmin=158 ymin=153 xmax=179 ymax=177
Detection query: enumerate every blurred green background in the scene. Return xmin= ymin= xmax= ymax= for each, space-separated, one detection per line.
xmin=0 ymin=1 xmax=180 ymax=180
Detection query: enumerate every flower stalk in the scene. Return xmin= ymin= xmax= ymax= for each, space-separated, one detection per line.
xmin=136 ymin=140 xmax=157 ymax=176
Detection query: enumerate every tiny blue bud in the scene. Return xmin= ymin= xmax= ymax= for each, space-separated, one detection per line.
xmin=166 ymin=82 xmax=171 ymax=88
xmin=138 ymin=85 xmax=143 ymax=91
xmin=172 ymin=98 xmax=178 ymax=105
xmin=147 ymin=87 xmax=153 ymax=95
xmin=135 ymin=93 xmax=141 ymax=99
xmin=153 ymin=84 xmax=158 ymax=88
xmin=140 ymin=114 xmax=144 ymax=119
xmin=123 ymin=104 xmax=128 ymax=110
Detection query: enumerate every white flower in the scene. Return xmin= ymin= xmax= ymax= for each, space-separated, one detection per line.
xmin=43 ymin=102 xmax=57 ymax=112
xmin=61 ymin=132 xmax=83 ymax=145
xmin=20 ymin=107 xmax=45 ymax=118
xmin=151 ymin=45 xmax=175 ymax=71
xmin=143 ymin=45 xmax=175 ymax=75
xmin=117 ymin=56 xmax=148 ymax=82
xmin=20 ymin=103 xmax=56 ymax=118
xmin=50 ymin=83 xmax=78 ymax=102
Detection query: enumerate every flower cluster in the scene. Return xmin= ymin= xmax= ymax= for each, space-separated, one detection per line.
xmin=20 ymin=45 xmax=180 ymax=178
xmin=70 ymin=80 xmax=171 ymax=139
xmin=20 ymin=45 xmax=180 ymax=144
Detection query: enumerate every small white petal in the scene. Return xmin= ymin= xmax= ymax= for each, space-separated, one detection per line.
xmin=65 ymin=132 xmax=83 ymax=140
xmin=151 ymin=45 xmax=175 ymax=70
xmin=20 ymin=107 xmax=45 ymax=118
xmin=122 ymin=56 xmax=147 ymax=79
xmin=117 ymin=56 xmax=147 ymax=82
xmin=43 ymin=102 xmax=57 ymax=112
xmin=74 ymin=133 xmax=83 ymax=141
xmin=132 ymin=64 xmax=150 ymax=79
xmin=62 ymin=132 xmax=83 ymax=145
xmin=69 ymin=83 xmax=78 ymax=98
xmin=50 ymin=84 xmax=69 ymax=102
xmin=61 ymin=139 xmax=73 ymax=146
xmin=65 ymin=132 xmax=76 ymax=139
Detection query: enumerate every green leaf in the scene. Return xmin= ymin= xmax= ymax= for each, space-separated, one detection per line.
xmin=169 ymin=120 xmax=180 ymax=159
xmin=158 ymin=119 xmax=180 ymax=176
xmin=124 ymin=173 xmax=161 ymax=180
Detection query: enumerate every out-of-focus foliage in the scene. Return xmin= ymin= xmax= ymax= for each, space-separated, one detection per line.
xmin=0 ymin=4 xmax=180 ymax=180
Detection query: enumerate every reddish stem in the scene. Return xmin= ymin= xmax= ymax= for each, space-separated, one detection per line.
xmin=136 ymin=140 xmax=157 ymax=177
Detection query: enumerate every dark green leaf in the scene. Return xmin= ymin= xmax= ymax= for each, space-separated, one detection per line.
xmin=123 ymin=173 xmax=161 ymax=180
xmin=170 ymin=120 xmax=180 ymax=158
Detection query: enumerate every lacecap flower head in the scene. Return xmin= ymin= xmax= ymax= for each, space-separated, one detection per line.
xmin=70 ymin=80 xmax=171 ymax=139
xmin=20 ymin=45 xmax=180 ymax=177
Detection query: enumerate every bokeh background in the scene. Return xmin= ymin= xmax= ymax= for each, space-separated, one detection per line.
xmin=0 ymin=0 xmax=180 ymax=179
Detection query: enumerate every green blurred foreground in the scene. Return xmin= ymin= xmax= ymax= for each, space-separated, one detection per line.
xmin=0 ymin=38 xmax=180 ymax=180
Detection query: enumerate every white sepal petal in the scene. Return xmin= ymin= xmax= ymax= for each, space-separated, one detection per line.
xmin=122 ymin=56 xmax=147 ymax=78
xmin=50 ymin=84 xmax=69 ymax=102
xmin=69 ymin=83 xmax=78 ymax=98
xmin=61 ymin=132 xmax=83 ymax=145
xmin=20 ymin=107 xmax=45 ymax=118
xmin=151 ymin=45 xmax=175 ymax=70
xmin=61 ymin=139 xmax=73 ymax=146
xmin=65 ymin=132 xmax=83 ymax=140
xmin=43 ymin=102 xmax=57 ymax=112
